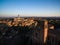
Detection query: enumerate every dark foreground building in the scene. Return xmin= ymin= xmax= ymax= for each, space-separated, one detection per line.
xmin=0 ymin=17 xmax=60 ymax=45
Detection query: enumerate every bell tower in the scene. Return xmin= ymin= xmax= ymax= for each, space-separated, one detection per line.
xmin=44 ymin=20 xmax=48 ymax=44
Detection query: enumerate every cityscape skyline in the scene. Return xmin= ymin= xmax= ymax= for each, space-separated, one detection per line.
xmin=0 ymin=0 xmax=60 ymax=17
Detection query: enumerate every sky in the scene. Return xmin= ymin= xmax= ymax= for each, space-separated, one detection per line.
xmin=0 ymin=0 xmax=60 ymax=17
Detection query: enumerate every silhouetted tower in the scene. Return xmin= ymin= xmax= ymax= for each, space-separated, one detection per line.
xmin=18 ymin=14 xmax=20 ymax=17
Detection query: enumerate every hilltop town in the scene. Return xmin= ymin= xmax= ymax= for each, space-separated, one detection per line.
xmin=0 ymin=15 xmax=38 ymax=27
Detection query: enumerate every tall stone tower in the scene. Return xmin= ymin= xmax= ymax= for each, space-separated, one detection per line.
xmin=44 ymin=20 xmax=48 ymax=44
